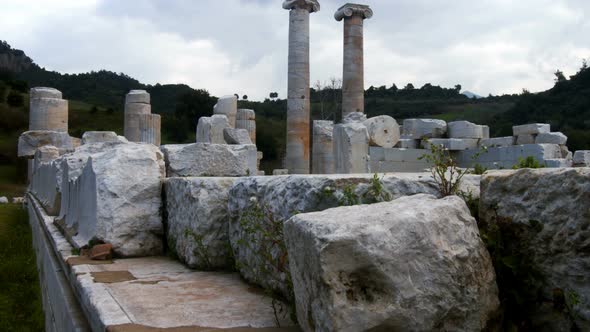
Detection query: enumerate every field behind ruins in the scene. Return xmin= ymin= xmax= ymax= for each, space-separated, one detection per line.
xmin=0 ymin=203 xmax=44 ymax=331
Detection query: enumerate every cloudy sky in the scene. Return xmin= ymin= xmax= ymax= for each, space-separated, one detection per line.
xmin=1 ymin=0 xmax=589 ymax=100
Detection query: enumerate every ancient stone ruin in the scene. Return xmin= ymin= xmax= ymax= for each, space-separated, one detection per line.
xmin=17 ymin=2 xmax=590 ymax=331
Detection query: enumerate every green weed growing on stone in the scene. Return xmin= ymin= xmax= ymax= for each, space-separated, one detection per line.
xmin=512 ymin=156 xmax=544 ymax=169
xmin=184 ymin=229 xmax=212 ymax=270
xmin=339 ymin=184 xmax=360 ymax=206
xmin=363 ymin=173 xmax=393 ymax=204
xmin=239 ymin=201 xmax=294 ymax=325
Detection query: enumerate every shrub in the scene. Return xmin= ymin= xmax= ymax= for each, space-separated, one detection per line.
xmin=419 ymin=141 xmax=487 ymax=197
xmin=6 ymin=91 xmax=24 ymax=107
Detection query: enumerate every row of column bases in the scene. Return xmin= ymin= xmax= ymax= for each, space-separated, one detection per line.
xmin=284 ymin=1 xmax=373 ymax=174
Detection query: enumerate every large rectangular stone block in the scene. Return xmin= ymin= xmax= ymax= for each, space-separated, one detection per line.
xmin=333 ymin=123 xmax=370 ymax=174
xmin=402 ymin=119 xmax=447 ymax=139
xmin=480 ymin=168 xmax=590 ymax=330
xmin=480 ymin=137 xmax=514 ymax=148
xmin=18 ymin=131 xmax=74 ymax=158
xmin=535 ymin=132 xmax=567 ymax=145
xmin=513 ymin=123 xmax=550 ymax=136
xmin=448 ymin=121 xmax=485 ymax=139
xmin=161 ymin=143 xmax=257 ymax=177
xmin=285 ymin=195 xmax=499 ymax=332
xmin=55 ymin=142 xmax=165 ymax=257
xmin=423 ymin=138 xmax=480 ymax=151
xmin=573 ymin=151 xmax=590 ymax=167
xmin=228 ymin=174 xmax=443 ymax=300
xmin=164 ymin=177 xmax=238 ymax=270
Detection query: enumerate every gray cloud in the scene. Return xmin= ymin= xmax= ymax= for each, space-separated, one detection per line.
xmin=0 ymin=0 xmax=588 ymax=100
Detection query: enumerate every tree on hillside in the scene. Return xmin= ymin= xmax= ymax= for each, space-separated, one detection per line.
xmin=6 ymin=91 xmax=24 ymax=107
xmin=166 ymin=89 xmax=216 ymax=142
xmin=242 ymin=95 xmax=248 ymax=100
xmin=404 ymin=83 xmax=415 ymax=90
xmin=554 ymin=70 xmax=566 ymax=83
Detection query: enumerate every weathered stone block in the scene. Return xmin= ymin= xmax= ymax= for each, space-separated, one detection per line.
xmin=18 ymin=131 xmax=74 ymax=158
xmin=164 ymin=177 xmax=238 ymax=270
xmin=196 ymin=115 xmax=230 ymax=144
xmin=228 ymin=174 xmax=444 ymax=299
xmin=480 ymin=168 xmax=590 ymax=330
xmin=482 ymin=125 xmax=490 ymax=139
xmin=223 ymin=128 xmax=252 ymax=145
xmin=448 ymin=121 xmax=485 ymax=139
xmin=516 ymin=134 xmax=536 ymax=145
xmin=56 ymin=142 xmax=165 ymax=257
xmin=573 ymin=151 xmax=590 ymax=167
xmin=513 ymin=123 xmax=550 ymax=136
xmin=161 ymin=143 xmax=257 ymax=177
xmin=423 ymin=138 xmax=480 ymax=151
xmin=333 ymin=123 xmax=369 ymax=173
xmin=535 ymin=132 xmax=568 ymax=145
xmin=395 ymin=138 xmax=419 ymax=149
xmin=285 ymin=194 xmax=499 ymax=332
xmin=544 ymin=158 xmax=572 ymax=168
xmin=402 ymin=119 xmax=447 ymax=138
xmin=480 ymin=137 xmax=514 ymax=148
xmin=363 ymin=115 xmax=400 ymax=148
xmin=213 ymin=95 xmax=238 ymax=128
xmin=81 ymin=131 xmax=119 ymax=145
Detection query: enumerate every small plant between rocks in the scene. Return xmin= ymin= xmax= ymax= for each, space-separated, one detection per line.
xmin=238 ymin=200 xmax=294 ymax=326
xmin=512 ymin=156 xmax=545 ymax=169
xmin=419 ymin=140 xmax=487 ymax=197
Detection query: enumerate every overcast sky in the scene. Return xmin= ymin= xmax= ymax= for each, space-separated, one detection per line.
xmin=1 ymin=0 xmax=589 ymax=100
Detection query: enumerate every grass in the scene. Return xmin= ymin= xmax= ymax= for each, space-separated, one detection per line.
xmin=0 ymin=204 xmax=44 ymax=331
xmin=0 ymin=165 xmax=26 ymax=199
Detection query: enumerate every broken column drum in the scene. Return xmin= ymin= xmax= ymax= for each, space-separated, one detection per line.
xmin=312 ymin=120 xmax=335 ymax=174
xmin=283 ymin=0 xmax=320 ymax=174
xmin=335 ymin=4 xmax=373 ymax=117
xmin=28 ymin=87 xmax=68 ymax=132
xmin=124 ymin=90 xmax=151 ymax=142
xmin=236 ymin=109 xmax=256 ymax=144
xmin=138 ymin=113 xmax=161 ymax=146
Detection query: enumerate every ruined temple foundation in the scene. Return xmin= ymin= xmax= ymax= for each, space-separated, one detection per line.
xmin=335 ymin=3 xmax=373 ymax=117
xmin=283 ymin=0 xmax=320 ymax=174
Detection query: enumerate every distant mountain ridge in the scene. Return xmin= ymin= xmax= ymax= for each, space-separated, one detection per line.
xmin=462 ymin=91 xmax=483 ymax=99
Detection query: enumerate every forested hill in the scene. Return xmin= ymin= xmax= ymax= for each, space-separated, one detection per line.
xmin=491 ymin=64 xmax=590 ymax=151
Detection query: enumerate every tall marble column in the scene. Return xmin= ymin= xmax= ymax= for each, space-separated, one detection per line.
xmin=283 ymin=0 xmax=320 ymax=174
xmin=335 ymin=3 xmax=373 ymax=117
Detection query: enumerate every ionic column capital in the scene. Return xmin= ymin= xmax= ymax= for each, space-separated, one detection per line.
xmin=283 ymin=0 xmax=320 ymax=13
xmin=334 ymin=3 xmax=373 ymax=21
